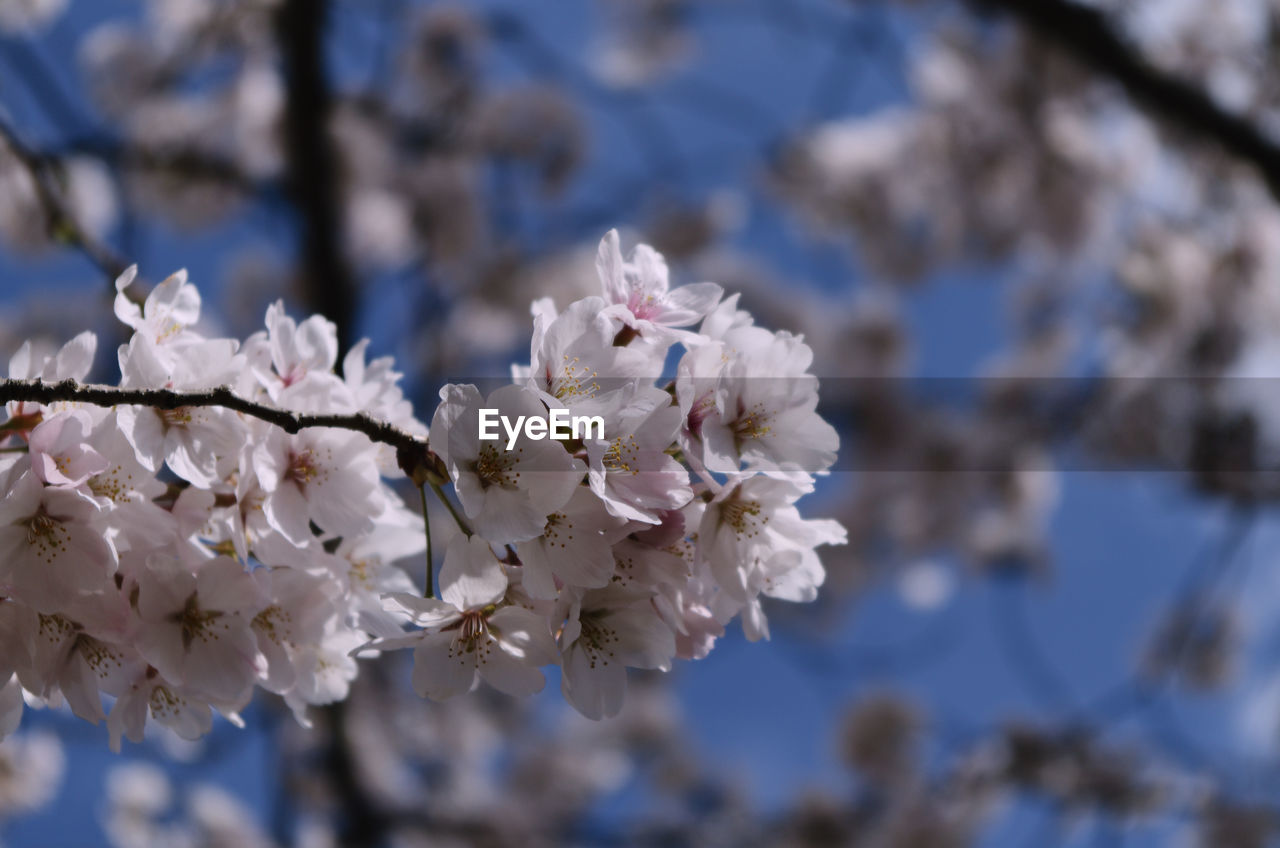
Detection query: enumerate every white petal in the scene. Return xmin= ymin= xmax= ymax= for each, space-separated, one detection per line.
xmin=438 ymin=535 xmax=507 ymax=610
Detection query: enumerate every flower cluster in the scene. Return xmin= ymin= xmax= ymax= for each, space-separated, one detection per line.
xmin=0 ymin=269 xmax=427 ymax=749
xmin=0 ymin=228 xmax=843 ymax=746
xmin=377 ymin=230 xmax=844 ymax=718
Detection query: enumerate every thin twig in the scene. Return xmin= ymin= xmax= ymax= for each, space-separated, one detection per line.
xmin=419 ymin=484 xmax=434 ymax=598
xmin=428 ymin=480 xmax=472 ymax=537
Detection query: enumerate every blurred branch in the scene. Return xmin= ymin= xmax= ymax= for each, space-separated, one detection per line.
xmin=321 ymin=700 xmax=387 ymax=848
xmin=970 ymin=0 xmax=1280 ymax=198
xmin=58 ymin=137 xmax=266 ymax=194
xmin=276 ymin=0 xmax=359 ymax=354
xmin=0 ymin=117 xmax=130 ymax=281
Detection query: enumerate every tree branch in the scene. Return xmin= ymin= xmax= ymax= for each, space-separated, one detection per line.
xmin=969 ymin=0 xmax=1280 ymax=198
xmin=0 ymin=377 xmax=429 ymax=460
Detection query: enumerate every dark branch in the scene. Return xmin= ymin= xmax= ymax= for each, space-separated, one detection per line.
xmin=970 ymin=0 xmax=1280 ymax=198
xmin=0 ymin=378 xmax=427 ymax=457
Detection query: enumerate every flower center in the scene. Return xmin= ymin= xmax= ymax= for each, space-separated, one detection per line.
xmin=552 ymin=355 xmax=600 ymax=400
xmin=457 ymin=610 xmax=490 ymax=644
xmin=473 ymin=444 xmax=520 ymax=490
xmin=159 ymin=406 xmax=193 ymax=427
xmin=731 ymin=401 xmax=772 ymax=449
xmin=575 ymin=612 xmax=619 ymax=668
xmin=169 ymin=593 xmax=226 ymax=650
xmin=602 ymin=434 xmax=640 ymax=474
xmin=687 ymin=392 xmax=716 ymax=437
xmin=720 ymin=497 xmax=766 ymax=539
xmin=286 ymin=449 xmax=320 ymax=487
xmin=253 ymin=605 xmax=294 ymax=645
xmin=26 ymin=508 xmax=59 ymax=545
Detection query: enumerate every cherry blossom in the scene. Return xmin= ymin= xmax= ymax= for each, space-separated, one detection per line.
xmin=430 ymin=383 xmax=585 ymax=543
xmin=377 ymin=535 xmax=558 ymax=700
xmin=0 ymin=230 xmax=843 ymax=741
xmin=596 ymin=227 xmax=723 ymax=343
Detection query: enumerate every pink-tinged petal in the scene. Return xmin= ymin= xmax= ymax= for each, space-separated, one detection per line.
xmin=164 ymin=429 xmax=220 ymax=487
xmin=309 ymin=470 xmax=379 ymax=538
xmin=137 ymin=558 xmax=196 ymax=621
xmin=473 ymin=487 xmax=551 ymax=544
xmin=148 ymin=269 xmax=201 ymax=331
xmin=411 ymin=632 xmax=477 ymax=699
xmin=195 ymin=558 xmax=266 ymax=615
xmin=630 ymin=244 xmax=670 ymax=298
xmin=0 ymin=471 xmax=42 ymax=525
xmin=107 ymin=683 xmax=149 ymax=752
xmin=488 ymin=606 xmax=557 ymax=665
xmin=112 ymin=265 xmax=143 ymax=329
xmin=149 ymin=684 xmax=213 ymax=741
xmin=596 ymin=229 xmax=627 ymax=304
xmin=59 ymin=654 xmax=107 ymax=724
xmin=51 ymin=331 xmax=97 ymax=381
xmin=186 ymin=625 xmax=259 ymax=703
xmin=610 ymin=608 xmax=677 ymax=670
xmin=561 ymin=645 xmax=626 ymax=720
xmin=137 ymin=621 xmax=187 ymax=684
xmin=741 ymin=598 xmax=770 ymax=642
xmin=41 ymin=483 xmax=102 ymax=523
xmin=293 ymin=314 xmax=339 ymax=372
xmin=439 ymin=536 xmax=506 ymax=610
xmin=383 ymin=593 xmax=460 ymax=627
xmin=514 ymin=539 xmax=560 ymax=600
xmin=659 ymin=282 xmax=724 ymax=327
xmin=477 ymin=645 xmax=545 ymax=697
xmin=700 ymin=420 xmax=740 ymax=474
xmin=116 ymin=406 xmax=165 ymax=472
xmin=5 ymin=521 xmax=115 ymax=611
xmin=435 ymin=383 xmax=485 ymax=470
xmin=254 ymin=624 xmax=296 ymax=694
xmin=252 ymin=431 xmax=288 ymax=491
xmin=44 ymin=443 xmax=109 ymax=487
xmin=263 ymin=484 xmax=312 ymax=545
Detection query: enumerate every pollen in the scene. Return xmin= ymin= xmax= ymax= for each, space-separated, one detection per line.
xmin=731 ymin=401 xmax=773 ymax=449
xmin=473 ymin=443 xmax=521 ymax=490
xmin=602 ymin=434 xmax=640 ymax=474
xmin=253 ymin=605 xmax=294 ymax=646
xmin=160 ymin=406 xmax=194 ymax=427
xmin=26 ymin=507 xmax=68 ymax=563
xmin=542 ymin=512 xmax=572 ymax=548
xmin=554 ymin=355 xmax=601 ymax=400
xmin=170 ymin=593 xmax=228 ymax=651
xmin=77 ymin=634 xmax=127 ymax=677
xmin=575 ymin=612 xmax=619 ymax=669
xmin=445 ymin=610 xmax=496 ymax=666
xmin=89 ymin=464 xmax=134 ymax=502
xmin=286 ymin=448 xmax=324 ymax=487
xmin=720 ymin=497 xmax=767 ymax=539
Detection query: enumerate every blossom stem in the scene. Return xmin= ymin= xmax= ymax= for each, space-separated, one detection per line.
xmin=419 ymin=484 xmax=434 ymax=599
xmin=428 ymin=481 xmax=472 ymax=538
